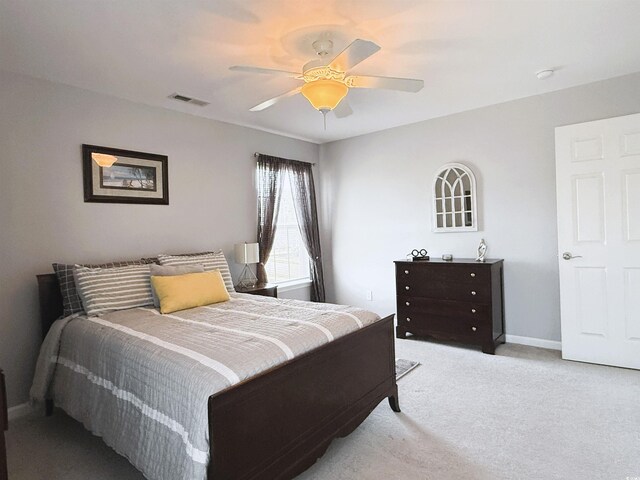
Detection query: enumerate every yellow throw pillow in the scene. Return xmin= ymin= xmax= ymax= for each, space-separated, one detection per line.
xmin=151 ymin=271 xmax=230 ymax=314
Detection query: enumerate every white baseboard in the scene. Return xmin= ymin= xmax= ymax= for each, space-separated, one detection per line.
xmin=8 ymin=402 xmax=36 ymax=421
xmin=506 ymin=334 xmax=562 ymax=351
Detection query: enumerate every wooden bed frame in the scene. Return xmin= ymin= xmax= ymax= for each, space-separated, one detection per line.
xmin=36 ymin=273 xmax=400 ymax=480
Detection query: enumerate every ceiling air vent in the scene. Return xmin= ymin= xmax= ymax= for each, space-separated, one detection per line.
xmin=168 ymin=93 xmax=210 ymax=107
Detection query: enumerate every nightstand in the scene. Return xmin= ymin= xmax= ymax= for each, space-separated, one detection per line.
xmin=1 ymin=369 xmax=7 ymax=480
xmin=235 ymin=283 xmax=278 ymax=298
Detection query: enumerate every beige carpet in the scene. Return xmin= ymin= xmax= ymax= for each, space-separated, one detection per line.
xmin=7 ymin=339 xmax=640 ymax=480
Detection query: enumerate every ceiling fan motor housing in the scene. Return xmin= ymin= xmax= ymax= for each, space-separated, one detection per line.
xmin=303 ymin=66 xmax=345 ymax=82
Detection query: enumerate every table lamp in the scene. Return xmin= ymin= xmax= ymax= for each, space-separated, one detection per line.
xmin=234 ymin=242 xmax=260 ymax=289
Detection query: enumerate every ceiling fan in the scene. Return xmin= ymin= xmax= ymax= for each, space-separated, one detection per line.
xmin=230 ymin=38 xmax=424 ymax=123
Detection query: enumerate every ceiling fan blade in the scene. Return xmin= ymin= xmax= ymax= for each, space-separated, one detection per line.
xmin=249 ymin=87 xmax=302 ymax=112
xmin=328 ymin=39 xmax=381 ymax=72
xmin=347 ymin=75 xmax=424 ymax=92
xmin=230 ymin=65 xmax=301 ymax=78
xmin=333 ymin=100 xmax=353 ymax=118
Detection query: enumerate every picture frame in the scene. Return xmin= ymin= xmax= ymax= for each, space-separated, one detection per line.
xmin=82 ymin=144 xmax=169 ymax=205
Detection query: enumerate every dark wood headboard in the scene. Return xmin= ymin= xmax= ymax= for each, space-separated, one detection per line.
xmin=36 ymin=274 xmax=63 ymax=339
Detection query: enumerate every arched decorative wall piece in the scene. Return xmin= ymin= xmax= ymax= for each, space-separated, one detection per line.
xmin=432 ymin=163 xmax=478 ymax=232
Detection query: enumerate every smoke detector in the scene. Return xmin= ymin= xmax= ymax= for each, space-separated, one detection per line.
xmin=535 ymin=69 xmax=554 ymax=80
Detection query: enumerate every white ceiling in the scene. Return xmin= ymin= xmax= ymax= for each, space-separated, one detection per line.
xmin=2 ymin=0 xmax=640 ymax=144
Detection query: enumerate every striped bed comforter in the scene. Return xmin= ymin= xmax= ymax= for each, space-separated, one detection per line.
xmin=31 ymin=293 xmax=381 ymax=480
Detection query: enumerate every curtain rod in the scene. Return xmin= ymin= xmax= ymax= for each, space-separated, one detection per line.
xmin=254 ymin=152 xmax=316 ymax=166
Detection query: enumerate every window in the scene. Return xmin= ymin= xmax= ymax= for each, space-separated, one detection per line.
xmin=264 ymin=171 xmax=311 ymax=284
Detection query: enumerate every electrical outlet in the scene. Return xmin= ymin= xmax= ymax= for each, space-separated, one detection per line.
xmin=365 ymin=290 xmax=373 ymax=301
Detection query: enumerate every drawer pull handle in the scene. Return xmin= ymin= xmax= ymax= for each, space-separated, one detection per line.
xmin=470 ymin=273 xmax=476 ymax=277
xmin=471 ymin=308 xmax=476 ymax=313
xmin=471 ymin=291 xmax=476 ymax=295
xmin=404 ymin=270 xmax=409 ymax=274
xmin=405 ymin=301 xmax=410 ymax=306
xmin=471 ymin=326 xmax=477 ymax=332
xmin=405 ymin=286 xmax=410 ymax=290
xmin=406 ymin=318 xmax=411 ymax=322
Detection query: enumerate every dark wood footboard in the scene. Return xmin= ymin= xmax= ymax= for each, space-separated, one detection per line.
xmin=207 ymin=314 xmax=398 ymax=480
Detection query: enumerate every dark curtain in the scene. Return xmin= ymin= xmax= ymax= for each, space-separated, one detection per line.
xmin=256 ymin=155 xmax=284 ymax=284
xmin=287 ymin=161 xmax=326 ymax=302
xmin=256 ymin=154 xmax=326 ymax=302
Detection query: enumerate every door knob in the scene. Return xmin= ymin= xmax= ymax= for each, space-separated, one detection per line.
xmin=562 ymin=252 xmax=583 ymax=260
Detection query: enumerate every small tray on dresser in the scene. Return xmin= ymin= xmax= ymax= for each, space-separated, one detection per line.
xmin=394 ymin=258 xmax=505 ymax=354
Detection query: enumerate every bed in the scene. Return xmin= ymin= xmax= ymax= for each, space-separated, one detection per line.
xmin=33 ymin=273 xmax=400 ymax=480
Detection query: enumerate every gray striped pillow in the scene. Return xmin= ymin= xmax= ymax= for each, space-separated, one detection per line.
xmin=157 ymin=250 xmax=235 ymax=292
xmin=53 ymin=259 xmax=152 ymax=317
xmin=74 ymin=264 xmax=154 ymax=317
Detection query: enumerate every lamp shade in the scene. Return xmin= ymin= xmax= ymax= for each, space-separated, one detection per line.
xmin=301 ymin=79 xmax=348 ymax=111
xmin=92 ymin=153 xmax=118 ymax=167
xmin=234 ymin=243 xmax=259 ymax=264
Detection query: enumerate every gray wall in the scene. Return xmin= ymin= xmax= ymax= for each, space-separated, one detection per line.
xmin=0 ymin=70 xmax=319 ymax=407
xmin=319 ymin=72 xmax=640 ymax=343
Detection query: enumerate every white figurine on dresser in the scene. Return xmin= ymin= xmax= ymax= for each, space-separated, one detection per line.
xmin=476 ymin=238 xmax=487 ymax=262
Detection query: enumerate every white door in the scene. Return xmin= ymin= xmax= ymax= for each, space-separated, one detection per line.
xmin=555 ymin=113 xmax=640 ymax=370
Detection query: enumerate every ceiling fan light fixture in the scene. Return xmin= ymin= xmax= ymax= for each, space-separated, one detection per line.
xmin=91 ymin=153 xmax=118 ymax=167
xmin=301 ymin=79 xmax=348 ymax=112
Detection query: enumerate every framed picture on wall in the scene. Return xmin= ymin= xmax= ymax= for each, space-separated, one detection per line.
xmin=82 ymin=144 xmax=169 ymax=205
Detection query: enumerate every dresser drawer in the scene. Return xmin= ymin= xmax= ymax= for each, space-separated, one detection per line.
xmin=396 ymin=311 xmax=488 ymax=339
xmin=397 ymin=297 xmax=491 ymax=321
xmin=396 ymin=263 xmax=489 ymax=285
xmin=396 ymin=277 xmax=491 ymax=302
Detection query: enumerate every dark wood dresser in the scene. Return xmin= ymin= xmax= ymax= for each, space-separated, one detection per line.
xmin=1 ymin=369 xmax=7 ymax=480
xmin=395 ymin=259 xmax=505 ymax=354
